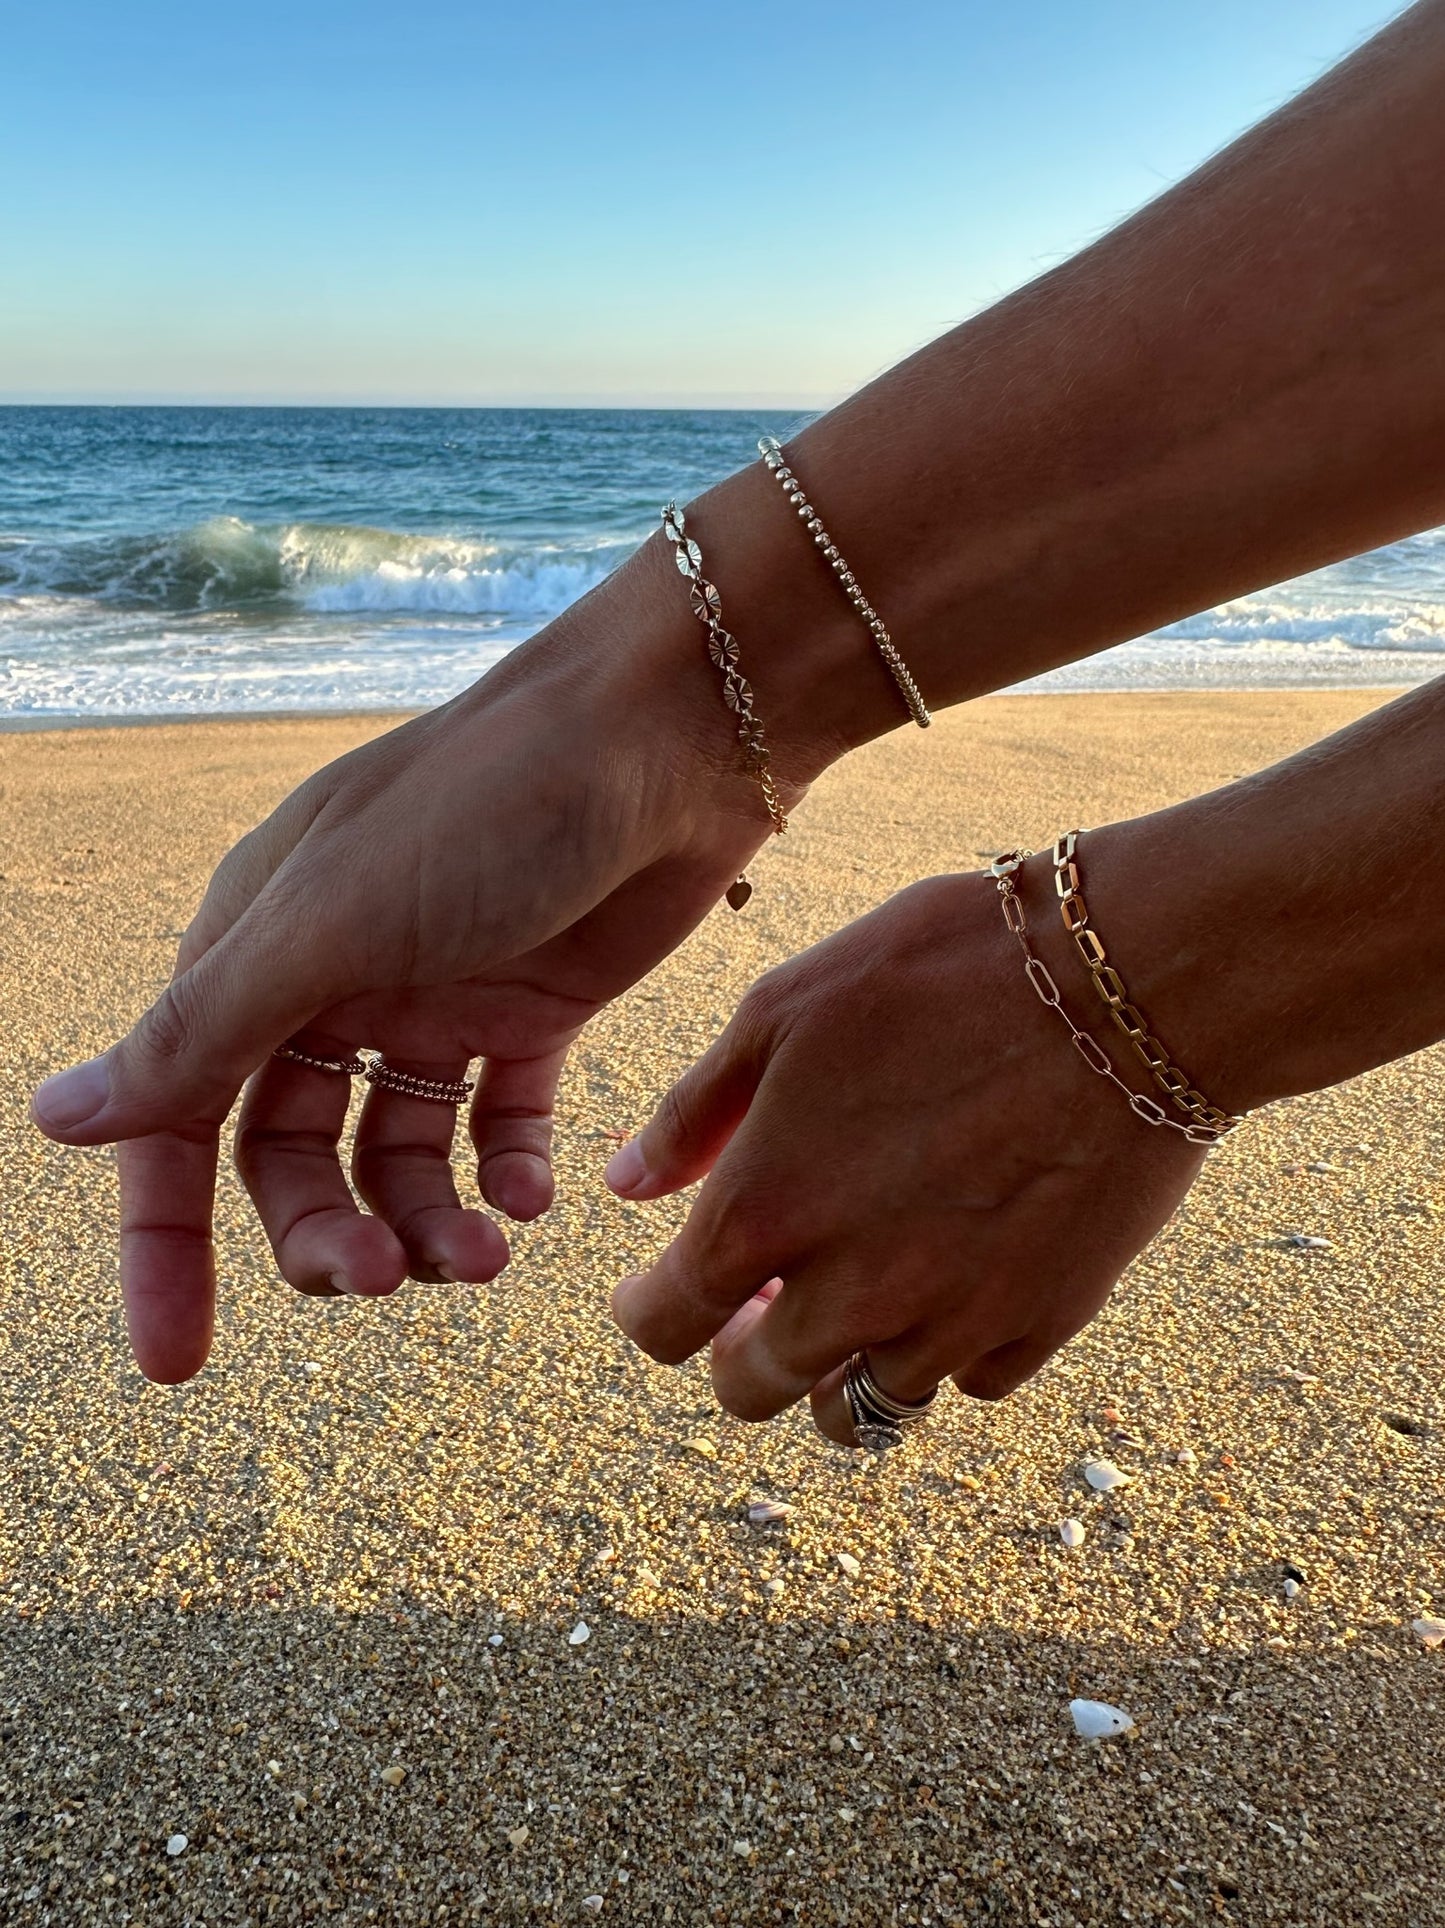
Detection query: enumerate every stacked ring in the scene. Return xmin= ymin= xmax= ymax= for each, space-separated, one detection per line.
xmin=272 ymin=1044 xmax=368 ymax=1076
xmin=362 ymin=1056 xmax=475 ymax=1107
xmin=842 ymin=1351 xmax=937 ymax=1453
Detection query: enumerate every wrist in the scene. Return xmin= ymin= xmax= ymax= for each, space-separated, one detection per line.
xmin=680 ymin=457 xmax=924 ymax=781
xmin=1049 ymin=802 xmax=1422 ymax=1118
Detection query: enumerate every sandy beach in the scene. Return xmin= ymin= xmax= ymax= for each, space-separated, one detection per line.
xmin=2 ymin=689 xmax=1442 ymax=1926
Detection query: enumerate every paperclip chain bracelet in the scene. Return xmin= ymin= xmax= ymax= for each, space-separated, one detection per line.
xmin=990 ymin=853 xmax=1228 ymax=1146
xmin=757 ymin=437 xmax=931 ymax=728
xmin=1052 ymin=831 xmax=1241 ymax=1136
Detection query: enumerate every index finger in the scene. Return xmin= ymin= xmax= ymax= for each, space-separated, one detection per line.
xmin=610 ymin=1127 xmax=807 ymax=1364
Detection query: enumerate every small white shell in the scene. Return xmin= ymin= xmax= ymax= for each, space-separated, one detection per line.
xmin=568 ymin=1620 xmax=591 ymax=1646
xmin=748 ymin=1500 xmax=795 ymax=1526
xmin=1069 ymin=1698 xmax=1135 ymax=1740
xmin=1083 ymin=1459 xmax=1129 ymax=1492
xmin=488 ymin=1632 xmax=504 ymax=1648
xmin=1176 ymin=1447 xmax=1198 ymax=1467
xmin=1412 ymin=1615 xmax=1445 ymax=1650
xmin=581 ymin=1899 xmax=604 ymax=1915
xmin=835 ymin=1552 xmax=862 ymax=1579
xmin=1283 ymin=1578 xmax=1301 ymax=1602
xmin=165 ymin=1833 xmax=188 ymax=1857
xmin=1059 ymin=1518 xmax=1086 ymax=1549
xmin=1289 ymin=1234 xmax=1332 ymax=1250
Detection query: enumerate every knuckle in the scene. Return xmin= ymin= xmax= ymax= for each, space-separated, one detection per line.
xmin=713 ymin=1382 xmax=780 ymax=1423
xmin=737 ymin=966 xmax=791 ymax=1033
xmin=134 ymin=978 xmax=202 ymax=1070
xmin=952 ymin=1360 xmax=1020 ymax=1403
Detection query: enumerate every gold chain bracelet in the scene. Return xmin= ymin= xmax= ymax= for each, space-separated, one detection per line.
xmin=1052 ymin=830 xmax=1240 ymax=1137
xmin=991 ymin=853 xmax=1227 ymax=1146
xmin=757 ymin=437 xmax=931 ymax=729
xmin=661 ymin=502 xmax=788 ymax=854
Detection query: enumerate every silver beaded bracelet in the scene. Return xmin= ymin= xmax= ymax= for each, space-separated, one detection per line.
xmin=758 ymin=436 xmax=930 ymax=728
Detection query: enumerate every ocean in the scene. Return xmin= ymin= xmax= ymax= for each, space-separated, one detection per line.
xmin=3 ymin=405 xmax=1444 ymax=720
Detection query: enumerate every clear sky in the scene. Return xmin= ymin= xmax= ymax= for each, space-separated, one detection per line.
xmin=1 ymin=0 xmax=1403 ymax=406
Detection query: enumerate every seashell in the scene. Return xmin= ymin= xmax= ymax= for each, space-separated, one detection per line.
xmin=1082 ymin=1458 xmax=1129 ymax=1492
xmin=380 ymin=1766 xmax=406 ymax=1787
xmin=1283 ymin=1578 xmax=1300 ymax=1602
xmin=581 ymin=1898 xmax=604 ymax=1914
xmin=634 ymin=1566 xmax=661 ymax=1590
xmin=748 ymin=1500 xmax=794 ymax=1526
xmin=165 ymin=1833 xmax=188 ymax=1857
xmin=1288 ymin=1233 xmax=1331 ymax=1249
xmin=762 ymin=1577 xmax=785 ymax=1597
xmin=684 ymin=1437 xmax=717 ymax=1459
xmin=1176 ymin=1446 xmax=1198 ymax=1467
xmin=835 ymin=1551 xmax=861 ymax=1579
xmin=506 ymin=1825 xmax=530 ymax=1849
xmin=568 ymin=1620 xmax=591 ymax=1646
xmin=1069 ymin=1698 xmax=1135 ymax=1740
xmin=488 ymin=1633 xmax=504 ymax=1648
xmin=1059 ymin=1518 xmax=1086 ymax=1549
xmin=1412 ymin=1615 xmax=1445 ymax=1650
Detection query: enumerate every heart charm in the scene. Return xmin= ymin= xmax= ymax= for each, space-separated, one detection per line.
xmin=725 ymin=877 xmax=753 ymax=912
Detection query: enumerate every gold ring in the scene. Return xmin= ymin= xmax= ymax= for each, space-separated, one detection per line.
xmin=362 ymin=1055 xmax=475 ymax=1107
xmin=273 ymin=1044 xmax=366 ymax=1076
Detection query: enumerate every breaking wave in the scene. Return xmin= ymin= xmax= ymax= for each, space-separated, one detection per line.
xmin=0 ymin=517 xmax=627 ymax=619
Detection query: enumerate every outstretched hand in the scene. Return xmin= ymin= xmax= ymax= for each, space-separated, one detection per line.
xmin=607 ymin=866 xmax=1207 ymax=1441
xmin=29 ymin=557 xmax=803 ymax=1384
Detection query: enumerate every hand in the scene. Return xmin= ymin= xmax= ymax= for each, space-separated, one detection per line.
xmin=606 ymin=862 xmax=1208 ymax=1441
xmin=28 ymin=530 xmax=824 ymax=1385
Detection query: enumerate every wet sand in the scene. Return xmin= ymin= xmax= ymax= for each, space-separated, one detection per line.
xmin=1 ymin=691 xmax=1442 ymax=1925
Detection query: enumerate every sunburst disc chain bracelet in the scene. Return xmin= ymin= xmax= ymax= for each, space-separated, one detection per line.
xmin=661 ymin=502 xmax=787 ymax=909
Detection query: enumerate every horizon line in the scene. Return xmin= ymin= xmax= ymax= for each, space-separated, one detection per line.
xmin=0 ymin=394 xmax=841 ymax=413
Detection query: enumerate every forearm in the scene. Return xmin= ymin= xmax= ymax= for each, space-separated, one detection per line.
xmin=1037 ymin=679 xmax=1445 ymax=1115
xmin=670 ymin=0 xmax=1445 ymax=778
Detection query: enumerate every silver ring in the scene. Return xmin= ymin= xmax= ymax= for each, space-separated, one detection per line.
xmin=362 ymin=1055 xmax=475 ymax=1107
xmin=842 ymin=1350 xmax=937 ymax=1453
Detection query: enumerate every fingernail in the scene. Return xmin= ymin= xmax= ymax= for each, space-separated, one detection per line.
xmin=604 ymin=1140 xmax=649 ymax=1197
xmin=436 ymin=1265 xmax=461 ymax=1283
xmin=32 ymin=1057 xmax=110 ymax=1132
xmin=328 ymin=1271 xmax=356 ymax=1296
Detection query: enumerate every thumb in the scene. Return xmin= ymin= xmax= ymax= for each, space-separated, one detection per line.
xmin=30 ymin=896 xmax=341 ymax=1145
xmin=604 ymin=1011 xmax=771 ymax=1202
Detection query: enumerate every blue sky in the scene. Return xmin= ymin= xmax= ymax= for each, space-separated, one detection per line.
xmin=1 ymin=0 xmax=1402 ymax=405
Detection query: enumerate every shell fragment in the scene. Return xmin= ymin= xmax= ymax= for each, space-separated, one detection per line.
xmin=1082 ymin=1459 xmax=1129 ymax=1493
xmin=748 ymin=1500 xmax=795 ymax=1526
xmin=1069 ymin=1698 xmax=1135 ymax=1740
